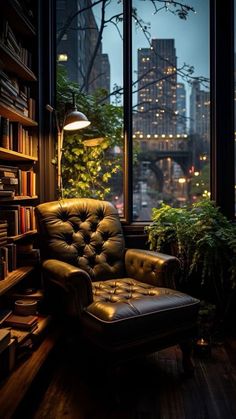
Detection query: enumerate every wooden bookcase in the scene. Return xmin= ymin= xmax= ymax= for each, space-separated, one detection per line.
xmin=0 ymin=0 xmax=39 ymax=261
xmin=0 ymin=1 xmax=58 ymax=414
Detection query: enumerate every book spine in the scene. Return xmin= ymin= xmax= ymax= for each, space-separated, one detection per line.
xmin=0 ymin=118 xmax=10 ymax=149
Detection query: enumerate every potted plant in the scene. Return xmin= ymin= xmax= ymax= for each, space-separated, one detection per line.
xmin=145 ymin=199 xmax=236 ymax=331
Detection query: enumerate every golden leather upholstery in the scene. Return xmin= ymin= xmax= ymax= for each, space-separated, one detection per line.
xmin=35 ymin=198 xmax=200 ymax=367
xmin=35 ymin=198 xmax=125 ymax=280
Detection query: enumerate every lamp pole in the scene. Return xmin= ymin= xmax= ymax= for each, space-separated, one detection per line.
xmin=57 ymin=127 xmax=64 ymax=197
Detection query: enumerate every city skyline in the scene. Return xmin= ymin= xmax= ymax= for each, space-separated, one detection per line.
xmin=94 ymin=0 xmax=209 ymax=118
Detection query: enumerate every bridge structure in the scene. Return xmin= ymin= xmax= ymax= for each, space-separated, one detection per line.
xmin=134 ymin=134 xmax=195 ymax=195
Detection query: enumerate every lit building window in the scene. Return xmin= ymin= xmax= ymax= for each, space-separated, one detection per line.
xmin=58 ymin=53 xmax=68 ymax=62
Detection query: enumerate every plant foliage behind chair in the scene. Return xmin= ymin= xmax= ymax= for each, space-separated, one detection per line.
xmin=56 ymin=66 xmax=123 ymax=199
xmin=146 ymin=199 xmax=236 ymax=326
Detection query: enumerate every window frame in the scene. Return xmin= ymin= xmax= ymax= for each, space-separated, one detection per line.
xmin=52 ymin=0 xmax=235 ymax=223
xmin=210 ymin=0 xmax=234 ymax=219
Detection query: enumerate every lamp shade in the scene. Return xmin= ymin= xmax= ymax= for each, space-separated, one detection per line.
xmin=63 ymin=110 xmax=91 ymax=130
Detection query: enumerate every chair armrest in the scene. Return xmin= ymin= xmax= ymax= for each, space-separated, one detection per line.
xmin=42 ymin=259 xmax=93 ymax=316
xmin=125 ymin=248 xmax=180 ymax=288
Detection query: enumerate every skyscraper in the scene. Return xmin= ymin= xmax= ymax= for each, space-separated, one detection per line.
xmin=56 ymin=0 xmax=110 ymax=99
xmin=190 ymin=80 xmax=210 ymax=150
xmin=176 ymin=82 xmax=187 ymax=135
xmin=134 ymin=39 xmax=177 ymax=136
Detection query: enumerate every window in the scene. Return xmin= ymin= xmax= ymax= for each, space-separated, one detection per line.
xmin=132 ymin=1 xmax=210 ymax=220
xmin=56 ymin=0 xmax=235 ymax=222
xmin=56 ymin=0 xmax=123 ymax=208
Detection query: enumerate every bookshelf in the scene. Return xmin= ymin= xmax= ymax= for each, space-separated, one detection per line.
xmin=0 ymin=266 xmax=34 ymax=296
xmin=0 ymin=325 xmax=60 ymax=419
xmin=0 ymin=41 xmax=37 ymax=82
xmin=0 ymin=2 xmax=57 ymax=411
xmin=0 ymin=0 xmax=39 ymax=245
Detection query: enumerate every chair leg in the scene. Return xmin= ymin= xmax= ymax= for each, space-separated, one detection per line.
xmin=179 ymin=340 xmax=195 ymax=376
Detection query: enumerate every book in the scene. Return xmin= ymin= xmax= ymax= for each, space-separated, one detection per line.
xmin=0 ymin=209 xmax=19 ymax=235
xmin=0 ymin=238 xmax=8 ymax=246
xmin=31 ymin=315 xmax=52 ymax=346
xmin=0 ymin=231 xmax=7 ymax=238
xmin=5 ymin=243 xmax=17 ymax=272
xmin=16 ymin=242 xmax=33 ymax=253
xmin=0 ymin=117 xmax=9 ymax=149
xmin=3 ymin=313 xmax=38 ymax=331
xmin=0 ymin=165 xmax=18 ymax=177
xmin=1 ymin=177 xmax=18 ymax=185
xmin=0 ymin=338 xmax=16 ymax=380
xmin=0 ymin=246 xmax=9 ymax=277
xmin=9 ymin=328 xmax=31 ymax=345
xmin=0 ymin=221 xmax=8 ymax=229
xmin=0 ymin=190 xmax=15 ymax=198
xmin=0 ymin=328 xmax=11 ymax=354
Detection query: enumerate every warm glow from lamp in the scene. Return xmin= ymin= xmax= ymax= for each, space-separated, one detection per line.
xmin=83 ymin=137 xmax=104 ymax=147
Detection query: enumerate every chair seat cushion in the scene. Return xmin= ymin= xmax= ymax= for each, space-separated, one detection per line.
xmin=81 ymin=278 xmax=200 ymax=350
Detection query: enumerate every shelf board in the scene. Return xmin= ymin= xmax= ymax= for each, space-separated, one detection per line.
xmin=0 ymin=266 xmax=34 ymax=296
xmin=0 ymin=196 xmax=38 ymax=203
xmin=0 ymin=103 xmax=38 ymax=127
xmin=0 ymin=42 xmax=37 ymax=81
xmin=0 ymin=147 xmax=38 ymax=162
xmin=13 ymin=196 xmax=38 ymax=201
xmin=7 ymin=230 xmax=37 ymax=242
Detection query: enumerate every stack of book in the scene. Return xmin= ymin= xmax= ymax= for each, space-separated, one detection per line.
xmin=0 ymin=68 xmax=30 ymax=117
xmin=0 ymin=20 xmax=32 ymax=69
xmin=0 ymin=205 xmax=36 ymax=236
xmin=0 ymin=220 xmax=17 ymax=280
xmin=3 ymin=313 xmax=38 ymax=333
xmin=0 ymin=165 xmax=18 ymax=197
xmin=0 ymin=117 xmax=37 ymax=154
xmin=0 ymin=242 xmax=17 ymax=280
xmin=0 ymin=219 xmax=8 ymax=246
xmin=0 ymin=164 xmax=37 ymax=198
xmin=0 ymin=328 xmax=16 ymax=380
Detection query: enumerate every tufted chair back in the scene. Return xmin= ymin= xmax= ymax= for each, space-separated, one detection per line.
xmin=35 ymin=198 xmax=125 ymax=281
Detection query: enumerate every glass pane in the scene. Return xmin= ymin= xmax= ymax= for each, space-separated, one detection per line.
xmin=132 ymin=0 xmax=210 ymax=221
xmin=56 ymin=0 xmax=123 ymax=209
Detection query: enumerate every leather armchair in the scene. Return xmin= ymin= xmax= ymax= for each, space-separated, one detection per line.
xmin=35 ymin=198 xmax=200 ymax=372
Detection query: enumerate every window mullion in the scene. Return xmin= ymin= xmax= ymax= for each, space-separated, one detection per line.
xmin=123 ymin=0 xmax=133 ymax=223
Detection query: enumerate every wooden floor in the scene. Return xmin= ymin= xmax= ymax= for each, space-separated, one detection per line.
xmin=13 ymin=337 xmax=236 ymax=419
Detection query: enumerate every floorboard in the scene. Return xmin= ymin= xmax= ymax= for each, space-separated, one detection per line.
xmin=13 ymin=338 xmax=236 ymax=419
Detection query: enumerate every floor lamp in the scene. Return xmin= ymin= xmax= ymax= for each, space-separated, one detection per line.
xmin=47 ymin=94 xmax=91 ymax=198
